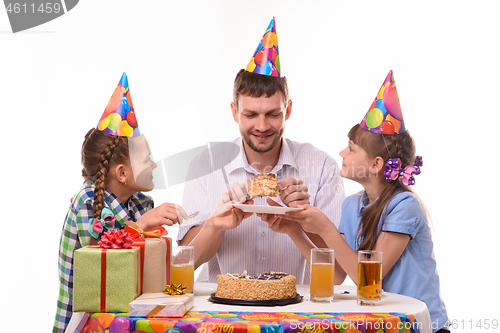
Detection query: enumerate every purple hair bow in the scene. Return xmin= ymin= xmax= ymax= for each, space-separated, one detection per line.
xmin=384 ymin=156 xmax=423 ymax=186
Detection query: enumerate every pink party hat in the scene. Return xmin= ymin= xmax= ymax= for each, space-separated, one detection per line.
xmin=360 ymin=70 xmax=406 ymax=134
xmin=245 ymin=17 xmax=280 ymax=77
xmin=96 ymin=73 xmax=141 ymax=137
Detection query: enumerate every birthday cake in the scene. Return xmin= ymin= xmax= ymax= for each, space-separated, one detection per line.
xmin=215 ymin=271 xmax=296 ymax=300
xmin=249 ymin=173 xmax=279 ymax=197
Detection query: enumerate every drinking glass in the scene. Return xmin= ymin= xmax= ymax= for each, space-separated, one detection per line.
xmin=171 ymin=246 xmax=195 ymax=293
xmin=357 ymin=250 xmax=383 ymax=305
xmin=310 ymin=248 xmax=335 ymax=302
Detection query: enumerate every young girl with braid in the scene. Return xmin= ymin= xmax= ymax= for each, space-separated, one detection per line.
xmin=261 ymin=71 xmax=449 ymax=333
xmin=53 ymin=73 xmax=187 ymax=333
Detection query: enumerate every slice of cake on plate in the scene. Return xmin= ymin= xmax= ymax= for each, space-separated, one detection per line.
xmin=249 ymin=173 xmax=279 ymax=198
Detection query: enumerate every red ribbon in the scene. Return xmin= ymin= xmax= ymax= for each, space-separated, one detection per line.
xmin=89 ymin=239 xmax=140 ymax=312
xmin=98 ymin=229 xmax=134 ymax=249
xmin=95 ymin=229 xmax=133 ymax=311
xmin=100 ymin=248 xmax=107 ymax=312
xmin=123 ymin=222 xmax=171 ymax=291
xmin=87 ymin=246 xmax=109 ymax=312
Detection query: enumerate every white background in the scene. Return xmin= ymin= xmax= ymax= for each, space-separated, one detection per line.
xmin=1 ymin=0 xmax=498 ymax=331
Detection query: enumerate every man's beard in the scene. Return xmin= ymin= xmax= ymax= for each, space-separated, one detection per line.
xmin=242 ymin=128 xmax=284 ymax=153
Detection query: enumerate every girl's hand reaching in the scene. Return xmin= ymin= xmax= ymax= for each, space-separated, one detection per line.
xmin=284 ymin=203 xmax=335 ymax=236
xmin=258 ymin=198 xmax=302 ymax=236
xmin=136 ymin=203 xmax=188 ymax=231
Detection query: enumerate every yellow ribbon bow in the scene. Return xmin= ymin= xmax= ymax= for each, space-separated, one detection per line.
xmin=163 ymin=283 xmax=187 ymax=295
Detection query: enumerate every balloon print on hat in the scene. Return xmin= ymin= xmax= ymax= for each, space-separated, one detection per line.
xmin=360 ymin=70 xmax=406 ymax=134
xmin=96 ymin=72 xmax=141 ymax=137
xmin=245 ymin=17 xmax=281 ymax=77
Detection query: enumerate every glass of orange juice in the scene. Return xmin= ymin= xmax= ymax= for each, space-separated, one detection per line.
xmin=310 ymin=248 xmax=335 ymax=302
xmin=171 ymin=246 xmax=195 ymax=293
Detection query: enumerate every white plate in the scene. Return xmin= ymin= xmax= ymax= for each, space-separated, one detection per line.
xmin=232 ymin=204 xmax=303 ymax=214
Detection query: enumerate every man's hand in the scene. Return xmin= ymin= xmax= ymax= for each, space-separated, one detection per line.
xmin=278 ymin=178 xmax=310 ymax=208
xmin=207 ymin=199 xmax=255 ymax=232
xmin=220 ymin=180 xmax=252 ymax=204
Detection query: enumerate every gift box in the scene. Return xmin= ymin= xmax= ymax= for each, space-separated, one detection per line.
xmin=129 ymin=292 xmax=194 ymax=317
xmin=125 ymin=222 xmax=172 ymax=292
xmin=73 ymin=246 xmax=141 ymax=313
xmin=135 ymin=237 xmax=168 ymax=292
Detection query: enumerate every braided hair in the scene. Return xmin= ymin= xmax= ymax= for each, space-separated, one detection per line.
xmin=81 ymin=128 xmax=130 ymax=219
xmin=347 ymin=124 xmax=426 ymax=250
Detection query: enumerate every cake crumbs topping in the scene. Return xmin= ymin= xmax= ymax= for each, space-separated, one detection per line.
xmin=216 ymin=271 xmax=297 ymax=300
xmin=249 ymin=173 xmax=279 ymax=197
xmin=227 ymin=270 xmax=252 ymax=279
xmin=225 ymin=271 xmax=288 ymax=280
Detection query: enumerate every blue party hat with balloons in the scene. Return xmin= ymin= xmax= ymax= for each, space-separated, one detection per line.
xmin=360 ymin=70 xmax=406 ymax=135
xmin=245 ymin=17 xmax=280 ymax=77
xmin=96 ymin=73 xmax=141 ymax=137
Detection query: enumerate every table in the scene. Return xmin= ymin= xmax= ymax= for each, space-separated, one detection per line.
xmin=74 ymin=283 xmax=432 ymax=333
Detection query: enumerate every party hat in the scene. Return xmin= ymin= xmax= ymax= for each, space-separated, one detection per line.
xmin=245 ymin=17 xmax=280 ymax=77
xmin=360 ymin=70 xmax=406 ymax=135
xmin=96 ymin=72 xmax=141 ymax=137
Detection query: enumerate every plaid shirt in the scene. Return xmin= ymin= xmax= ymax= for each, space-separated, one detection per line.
xmin=52 ymin=181 xmax=153 ymax=333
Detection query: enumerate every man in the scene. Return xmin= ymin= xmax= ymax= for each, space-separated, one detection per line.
xmin=177 ymin=18 xmax=345 ymax=284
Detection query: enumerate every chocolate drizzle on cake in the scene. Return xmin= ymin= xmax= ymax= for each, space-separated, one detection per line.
xmin=257 ymin=272 xmax=288 ymax=280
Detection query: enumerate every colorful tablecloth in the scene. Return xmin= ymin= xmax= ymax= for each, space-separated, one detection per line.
xmin=89 ymin=310 xmax=423 ymax=333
